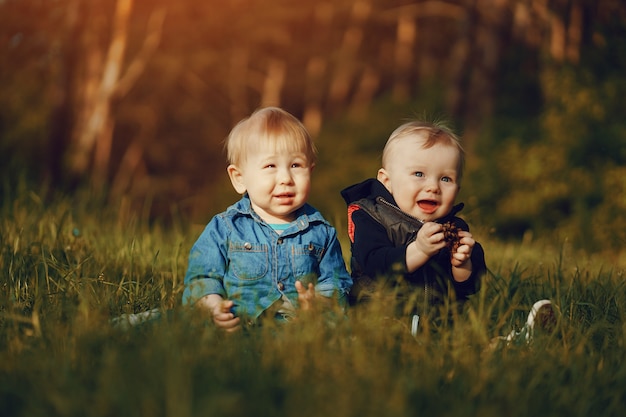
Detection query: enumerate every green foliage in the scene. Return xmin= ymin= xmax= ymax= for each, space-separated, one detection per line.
xmin=0 ymin=182 xmax=189 ymax=322
xmin=2 ymin=0 xmax=625 ymax=254
xmin=470 ymin=58 xmax=626 ymax=251
xmin=1 ymin=185 xmax=626 ymax=417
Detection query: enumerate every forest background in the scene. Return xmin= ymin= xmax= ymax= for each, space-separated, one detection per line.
xmin=1 ymin=0 xmax=625 ymax=255
xmin=2 ymin=2 xmax=626 ymax=416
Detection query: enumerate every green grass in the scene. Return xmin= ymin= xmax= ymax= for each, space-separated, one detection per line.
xmin=2 ymin=187 xmax=626 ymax=417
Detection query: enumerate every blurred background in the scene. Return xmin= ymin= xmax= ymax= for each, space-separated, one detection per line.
xmin=1 ymin=0 xmax=625 ymax=252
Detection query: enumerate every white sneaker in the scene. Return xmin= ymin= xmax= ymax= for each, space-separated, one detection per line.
xmin=411 ymin=314 xmax=420 ymax=336
xmin=111 ymin=308 xmax=162 ymax=330
xmin=502 ymin=299 xmax=556 ymax=345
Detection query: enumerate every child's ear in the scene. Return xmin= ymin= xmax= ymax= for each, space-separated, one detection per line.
xmin=227 ymin=165 xmax=247 ymax=194
xmin=376 ymin=168 xmax=392 ymax=193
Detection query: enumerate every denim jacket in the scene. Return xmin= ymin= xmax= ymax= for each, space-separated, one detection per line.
xmin=183 ymin=194 xmax=352 ymax=323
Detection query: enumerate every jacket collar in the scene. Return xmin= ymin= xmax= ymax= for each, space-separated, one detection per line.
xmin=341 ymin=178 xmax=392 ymax=205
xmin=230 ymin=194 xmax=326 ymax=229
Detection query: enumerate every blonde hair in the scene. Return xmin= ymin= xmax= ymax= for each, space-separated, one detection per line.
xmin=225 ymin=107 xmax=317 ymax=167
xmin=382 ymin=120 xmax=465 ymax=180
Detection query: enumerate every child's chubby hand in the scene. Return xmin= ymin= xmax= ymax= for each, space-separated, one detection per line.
xmin=295 ymin=280 xmax=334 ymax=313
xmin=414 ymin=222 xmax=447 ymax=257
xmin=295 ymin=280 xmax=316 ymax=311
xmin=196 ymin=294 xmax=241 ymax=332
xmin=450 ymin=230 xmax=475 ymax=268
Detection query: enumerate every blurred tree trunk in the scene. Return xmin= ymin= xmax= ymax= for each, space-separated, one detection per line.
xmin=303 ymin=2 xmax=333 ymax=136
xmin=348 ymin=65 xmax=380 ymax=120
xmin=108 ymin=8 xmax=166 ymax=196
xmin=303 ymin=56 xmax=328 ymax=136
xmin=67 ymin=0 xmax=132 ymax=189
xmin=62 ymin=0 xmax=164 ymax=191
xmin=512 ymin=0 xmax=583 ymax=64
xmin=47 ymin=0 xmax=81 ymax=187
xmin=445 ymin=1 xmax=475 ymax=126
xmin=566 ymin=2 xmax=582 ymax=63
xmin=462 ymin=0 xmax=511 ymax=142
xmin=229 ymin=47 xmax=249 ymax=124
xmin=328 ymin=0 xmax=371 ymax=112
xmin=392 ymin=14 xmax=416 ymax=103
xmin=261 ymin=58 xmax=286 ymax=108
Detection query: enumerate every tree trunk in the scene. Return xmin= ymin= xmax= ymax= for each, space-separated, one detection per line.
xmin=303 ymin=2 xmax=334 ymax=136
xmin=67 ymin=0 xmax=132 ymax=189
xmin=392 ymin=14 xmax=416 ymax=103
xmin=63 ymin=0 xmax=164 ymax=192
xmin=261 ymin=58 xmax=286 ymax=108
xmin=327 ymin=0 xmax=371 ymax=112
xmin=47 ymin=0 xmax=81 ymax=187
xmin=229 ymin=47 xmax=249 ymax=124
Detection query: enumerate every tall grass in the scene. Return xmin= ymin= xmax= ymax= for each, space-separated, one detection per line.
xmin=1 ymin=186 xmax=626 ymax=417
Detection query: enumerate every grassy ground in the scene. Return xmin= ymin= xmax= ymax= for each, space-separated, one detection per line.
xmin=1 ymin=188 xmax=626 ymax=417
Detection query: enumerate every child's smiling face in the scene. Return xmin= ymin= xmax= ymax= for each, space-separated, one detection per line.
xmin=377 ymin=133 xmax=461 ymax=222
xmin=228 ymin=146 xmax=313 ymax=224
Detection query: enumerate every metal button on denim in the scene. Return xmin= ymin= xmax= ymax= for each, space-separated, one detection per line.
xmin=278 ymin=282 xmax=285 ymax=291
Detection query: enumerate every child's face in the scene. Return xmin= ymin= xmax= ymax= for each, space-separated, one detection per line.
xmin=377 ymin=134 xmax=460 ymax=222
xmin=228 ymin=147 xmax=313 ymax=224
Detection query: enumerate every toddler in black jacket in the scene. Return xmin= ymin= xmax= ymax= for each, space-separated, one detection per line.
xmin=341 ymin=120 xmax=486 ymax=332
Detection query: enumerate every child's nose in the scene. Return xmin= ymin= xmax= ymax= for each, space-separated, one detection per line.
xmin=277 ymin=168 xmax=294 ymax=184
xmin=425 ymin=177 xmax=440 ymax=192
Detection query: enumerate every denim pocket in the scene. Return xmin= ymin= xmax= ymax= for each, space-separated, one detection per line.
xmin=291 ymin=243 xmax=324 ymax=283
xmin=229 ymin=241 xmax=269 ymax=280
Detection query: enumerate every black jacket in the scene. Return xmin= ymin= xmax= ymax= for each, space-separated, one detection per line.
xmin=340 ymin=178 xmax=486 ymax=315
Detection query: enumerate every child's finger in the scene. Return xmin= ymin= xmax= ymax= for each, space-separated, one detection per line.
xmin=421 ymin=221 xmax=443 ymax=236
xmin=219 ymin=299 xmax=234 ymax=313
xmin=214 ymin=316 xmax=241 ymax=331
xmin=214 ymin=309 xmax=235 ymax=321
xmin=451 ymin=251 xmax=469 ymax=265
xmin=296 ymin=281 xmax=315 ymax=296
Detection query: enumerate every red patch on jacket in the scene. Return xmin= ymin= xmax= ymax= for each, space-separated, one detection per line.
xmin=347 ymin=204 xmax=360 ymax=243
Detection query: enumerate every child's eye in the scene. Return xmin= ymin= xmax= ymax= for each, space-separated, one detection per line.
xmin=441 ymin=176 xmax=451 ymax=182
xmin=291 ymin=158 xmax=309 ymax=168
xmin=413 ymin=172 xmax=424 ymax=177
xmin=264 ymin=164 xmax=276 ymax=169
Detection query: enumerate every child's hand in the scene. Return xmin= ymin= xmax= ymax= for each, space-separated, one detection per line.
xmin=450 ymin=230 xmax=474 ymax=282
xmin=406 ymin=222 xmax=447 ymax=272
xmin=197 ymin=294 xmax=241 ymax=332
xmin=295 ymin=280 xmax=316 ymax=311
xmin=414 ymin=222 xmax=447 ymax=257
xmin=450 ymin=230 xmax=475 ymax=267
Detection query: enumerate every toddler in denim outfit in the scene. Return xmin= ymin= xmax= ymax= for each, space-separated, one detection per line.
xmin=183 ymin=107 xmax=352 ymax=331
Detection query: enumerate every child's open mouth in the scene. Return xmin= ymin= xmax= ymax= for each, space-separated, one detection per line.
xmin=417 ymin=200 xmax=438 ymax=214
xmin=275 ymin=193 xmax=295 ymax=201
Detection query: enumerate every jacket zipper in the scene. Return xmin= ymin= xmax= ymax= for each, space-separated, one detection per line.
xmin=376 ymin=197 xmax=432 ymax=309
xmin=376 ymin=197 xmax=425 ymax=225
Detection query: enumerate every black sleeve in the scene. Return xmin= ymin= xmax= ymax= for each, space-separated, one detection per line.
xmin=452 ymin=238 xmax=486 ymax=300
xmin=351 ymin=208 xmax=408 ymax=279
